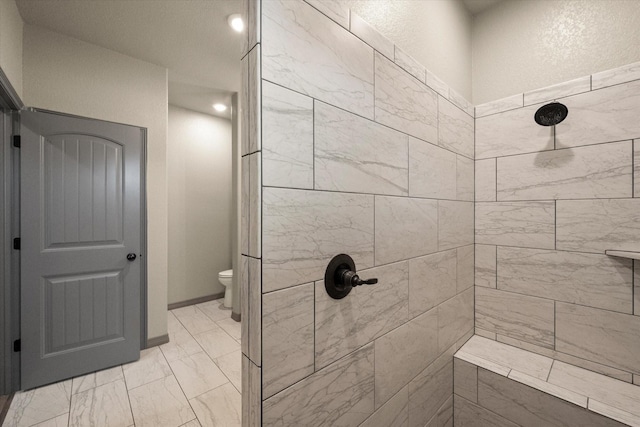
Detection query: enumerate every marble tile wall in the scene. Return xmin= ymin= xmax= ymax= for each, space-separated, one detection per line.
xmin=252 ymin=0 xmax=476 ymax=425
xmin=240 ymin=3 xmax=262 ymax=426
xmin=454 ymin=337 xmax=638 ymax=426
xmin=474 ymin=61 xmax=640 ymax=385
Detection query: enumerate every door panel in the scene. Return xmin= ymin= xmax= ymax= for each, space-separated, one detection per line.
xmin=44 ymin=271 xmax=124 ymax=355
xmin=20 ymin=110 xmax=143 ymax=390
xmin=44 ymin=135 xmax=123 ymax=247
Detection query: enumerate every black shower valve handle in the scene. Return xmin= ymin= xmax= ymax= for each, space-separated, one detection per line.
xmin=337 ymin=268 xmax=378 ymax=288
xmin=325 ymin=254 xmax=378 ymax=299
xmin=356 ymin=277 xmax=379 ymax=286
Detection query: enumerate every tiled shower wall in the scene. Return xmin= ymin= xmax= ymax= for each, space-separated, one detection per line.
xmin=474 ymin=63 xmax=640 ymax=385
xmin=241 ymin=0 xmax=476 ymax=425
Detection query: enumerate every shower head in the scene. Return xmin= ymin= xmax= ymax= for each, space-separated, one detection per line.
xmin=534 ymin=102 xmax=568 ymax=126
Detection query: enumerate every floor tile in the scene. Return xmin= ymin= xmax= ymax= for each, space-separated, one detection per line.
xmin=196 ymin=300 xmax=232 ymax=323
xmin=4 ymin=380 xmax=71 ymax=427
xmin=32 ymin=414 xmax=69 ymax=427
xmin=161 ymin=327 xmax=203 ymax=363
xmin=72 ymin=365 xmax=124 ymax=395
xmin=193 ymin=326 xmax=240 ymax=360
xmin=128 ymin=375 xmax=196 ymax=427
xmin=168 ymin=311 xmax=187 ymax=334
xmin=189 ymin=383 xmax=241 ymax=427
xmin=180 ymin=420 xmax=202 ymax=427
xmin=172 ymin=306 xmax=219 ymax=336
xmin=214 ymin=350 xmax=242 ymax=392
xmin=215 ymin=317 xmax=241 ymax=342
xmin=69 ymin=379 xmax=133 ymax=427
xmin=169 ymin=352 xmax=229 ymax=399
xmin=122 ymin=347 xmax=172 ymax=390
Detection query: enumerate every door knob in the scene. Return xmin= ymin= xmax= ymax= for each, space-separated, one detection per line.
xmin=324 ymin=254 xmax=378 ymax=299
xmin=126 ymin=253 xmax=137 ymax=261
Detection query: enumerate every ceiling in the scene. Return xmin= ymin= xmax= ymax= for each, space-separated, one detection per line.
xmin=14 ymin=0 xmax=505 ymax=118
xmin=462 ymin=0 xmax=505 ymax=15
xmin=16 ymin=0 xmax=243 ymax=119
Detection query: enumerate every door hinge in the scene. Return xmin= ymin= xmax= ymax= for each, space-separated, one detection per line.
xmin=13 ymin=238 xmax=20 ymax=250
xmin=12 ymin=135 xmax=20 ymax=148
xmin=13 ymin=339 xmax=20 ymax=352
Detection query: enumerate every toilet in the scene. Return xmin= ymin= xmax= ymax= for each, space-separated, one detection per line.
xmin=218 ymin=269 xmax=233 ymax=308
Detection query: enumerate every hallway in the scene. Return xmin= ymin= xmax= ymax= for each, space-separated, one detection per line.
xmin=3 ymin=300 xmax=241 ymax=427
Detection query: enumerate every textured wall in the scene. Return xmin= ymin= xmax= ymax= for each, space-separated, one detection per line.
xmin=240 ymin=0 xmax=475 ymax=425
xmin=167 ymin=105 xmax=233 ymax=305
xmin=23 ymin=24 xmax=169 ymax=340
xmin=474 ymin=63 xmax=640 ymax=385
xmin=0 ymin=0 xmax=23 ymax=98
xmin=345 ymin=0 xmax=472 ymax=101
xmin=472 ymin=0 xmax=640 ymax=104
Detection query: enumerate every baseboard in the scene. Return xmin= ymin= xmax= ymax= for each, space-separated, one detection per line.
xmin=0 ymin=393 xmax=14 ymax=426
xmin=146 ymin=334 xmax=169 ymax=348
xmin=231 ymin=311 xmax=241 ymax=322
xmin=167 ymin=292 xmax=225 ymax=310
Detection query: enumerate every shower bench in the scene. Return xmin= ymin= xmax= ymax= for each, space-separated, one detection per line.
xmin=453 ymin=336 xmax=640 ymax=426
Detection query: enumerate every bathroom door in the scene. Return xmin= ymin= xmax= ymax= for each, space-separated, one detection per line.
xmin=19 ymin=110 xmax=143 ymax=390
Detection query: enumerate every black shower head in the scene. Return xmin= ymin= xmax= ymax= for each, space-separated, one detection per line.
xmin=534 ymin=102 xmax=568 ymax=126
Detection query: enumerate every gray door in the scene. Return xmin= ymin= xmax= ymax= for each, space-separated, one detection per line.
xmin=20 ymin=110 xmax=143 ymax=390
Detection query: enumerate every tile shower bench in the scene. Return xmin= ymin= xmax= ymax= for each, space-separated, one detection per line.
xmin=453 ymin=336 xmax=640 ymax=426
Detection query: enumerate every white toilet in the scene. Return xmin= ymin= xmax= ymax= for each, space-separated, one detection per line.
xmin=218 ymin=269 xmax=233 ymax=308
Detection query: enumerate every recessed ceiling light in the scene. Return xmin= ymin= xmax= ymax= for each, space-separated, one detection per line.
xmin=228 ymin=14 xmax=244 ymax=33
xmin=213 ymin=103 xmax=227 ymax=112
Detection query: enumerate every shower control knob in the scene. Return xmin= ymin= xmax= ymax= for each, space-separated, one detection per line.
xmin=337 ymin=268 xmax=378 ymax=287
xmin=325 ymin=254 xmax=378 ymax=299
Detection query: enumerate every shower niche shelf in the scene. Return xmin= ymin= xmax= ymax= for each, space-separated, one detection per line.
xmin=604 ymin=250 xmax=640 ymax=261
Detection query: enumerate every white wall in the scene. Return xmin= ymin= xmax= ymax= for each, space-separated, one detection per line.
xmin=472 ymin=0 xmax=640 ymax=104
xmin=167 ymin=105 xmax=233 ymax=305
xmin=345 ymin=0 xmax=472 ymax=101
xmin=22 ymin=24 xmax=169 ymax=340
xmin=0 ymin=0 xmax=23 ymax=98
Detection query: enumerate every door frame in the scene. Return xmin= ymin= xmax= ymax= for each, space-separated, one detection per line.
xmin=1 ymin=65 xmax=23 ymax=395
xmin=0 ymin=65 xmax=149 ymax=390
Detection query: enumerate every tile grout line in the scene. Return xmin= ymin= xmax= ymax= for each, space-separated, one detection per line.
xmin=66 ymin=377 xmax=73 ymax=427
xmin=477 ymin=138 xmax=637 ymax=161
xmin=261 ymin=77 xmax=472 ymax=160
xmin=494 ymin=332 xmax=635 ymax=380
xmin=312 ymin=99 xmax=315 ymax=190
xmin=554 ymin=300 xmax=557 ymax=351
xmin=477 ymin=74 xmax=640 ymax=120
xmin=258 ymin=6 xmax=264 ymax=421
xmin=261 ymin=242 xmax=474 ymax=297
xmin=120 ymin=356 xmax=138 ymax=427
xmin=313 ymin=282 xmax=316 ymax=373
xmin=264 ymin=184 xmax=476 ymax=202
xmin=373 ymin=196 xmax=376 ymax=265
xmin=632 ymin=140 xmax=635 ymax=198
xmin=479 ymin=284 xmax=636 ymax=317
xmin=161 ymin=344 xmax=205 ymax=426
xmin=494 ymin=157 xmax=497 ymax=202
xmin=168 ymin=307 xmax=242 ymax=420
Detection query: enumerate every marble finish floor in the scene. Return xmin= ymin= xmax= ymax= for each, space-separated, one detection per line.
xmin=3 ymin=300 xmax=241 ymax=427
